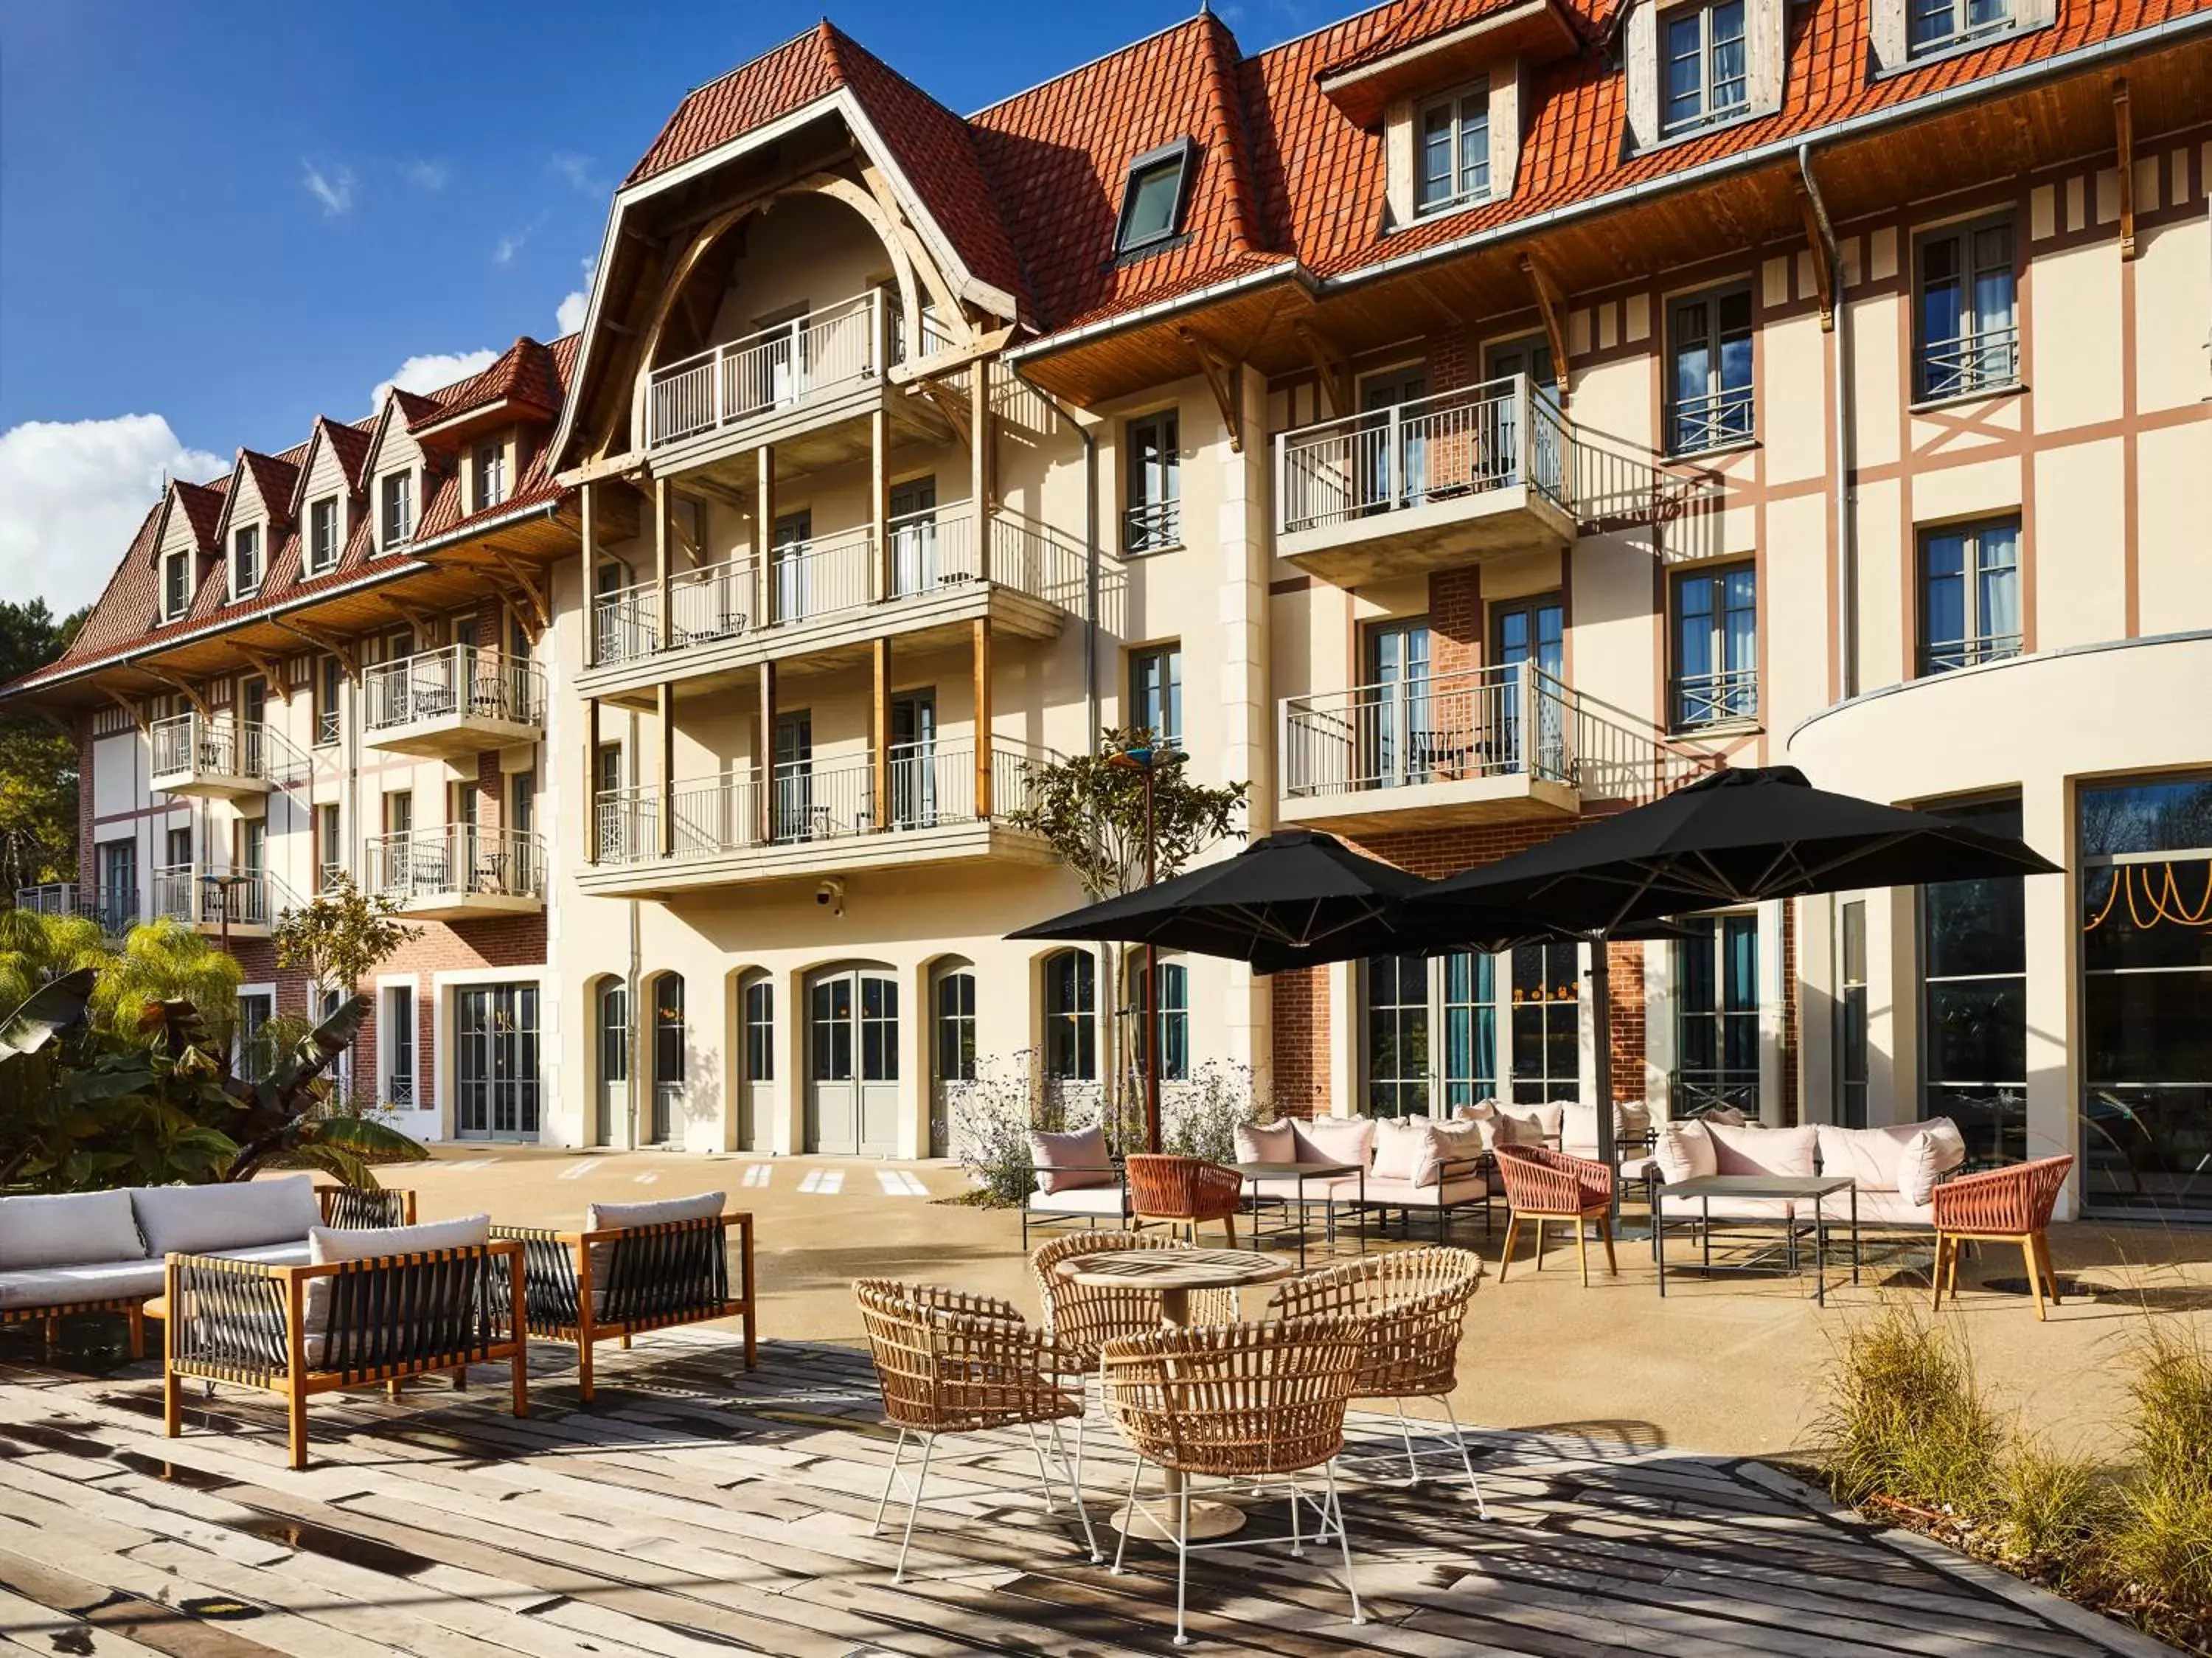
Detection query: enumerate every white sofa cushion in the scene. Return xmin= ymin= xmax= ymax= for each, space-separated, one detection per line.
xmin=1655 ymin=1191 xmax=1797 ymax=1221
xmin=1656 ymin=1120 xmax=1718 ymax=1183
xmin=0 ymin=1258 xmax=167 ymax=1311
xmin=0 ymin=1190 xmax=145 ymax=1269
xmin=1371 ymin=1118 xmax=1426 ymax=1182
xmin=1815 ymin=1124 xmax=1914 ymax=1192
xmin=1559 ymin=1102 xmax=1655 ymax=1161
xmin=1898 ymin=1118 xmax=1969 ymax=1204
xmin=1293 ymin=1116 xmax=1376 ymax=1169
xmin=1708 ymin=1122 xmax=1817 ymax=1178
xmin=1026 ymin=1184 xmax=1127 ymax=1217
xmin=1359 ymin=1173 xmax=1489 ymax=1208
xmin=584 ymin=1191 xmax=726 ymax=1233
xmin=1247 ymin=1170 xmax=1361 ymax=1202
xmin=1851 ymin=1188 xmax=1935 ymax=1227
xmin=132 ymin=1175 xmax=321 ymax=1258
xmin=1234 ymin=1120 xmax=1295 ymax=1164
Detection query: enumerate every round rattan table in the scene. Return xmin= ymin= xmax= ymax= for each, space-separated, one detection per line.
xmin=1054 ymin=1246 xmax=1294 ymax=1539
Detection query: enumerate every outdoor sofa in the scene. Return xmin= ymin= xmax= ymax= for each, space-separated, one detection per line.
xmin=1239 ymin=1114 xmax=1494 ymax=1241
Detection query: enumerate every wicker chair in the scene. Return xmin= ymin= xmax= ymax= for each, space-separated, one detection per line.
xmin=1101 ymin=1316 xmax=1368 ymax=1645
xmin=1028 ymin=1232 xmax=1237 ymax=1380
xmin=1493 ymin=1145 xmax=1618 ymax=1288
xmin=853 ymin=1278 xmax=1099 ymax=1583
xmin=1932 ymin=1154 xmax=2075 ymax=1321
xmin=1125 ymin=1154 xmax=1244 ymax=1246
xmin=1267 ymin=1246 xmax=1487 ymax=1510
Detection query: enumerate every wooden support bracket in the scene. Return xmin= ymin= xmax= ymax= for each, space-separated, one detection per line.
xmin=371 ymin=593 xmax=440 ymax=644
xmin=1520 ymin=254 xmax=1572 ymax=405
xmin=1293 ymin=321 xmax=1352 ymax=418
xmin=1793 ymin=181 xmax=1835 ymax=333
xmin=274 ymin=620 xmax=361 ymax=683
xmin=917 ymin=380 xmax=972 ymax=452
xmin=490 ymin=549 xmax=552 ymax=642
xmin=236 ymin=645 xmax=293 ymax=701
xmin=104 ymin=688 xmax=150 ymax=734
xmin=2113 ymin=79 xmax=2136 ymax=261
xmin=145 ymin=670 xmax=212 ymax=721
xmin=1178 ymin=326 xmax=1244 ymax=453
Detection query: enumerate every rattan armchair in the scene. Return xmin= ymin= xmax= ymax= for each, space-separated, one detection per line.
xmin=1125 ymin=1154 xmax=1244 ymax=1246
xmin=1267 ymin=1246 xmax=1487 ymax=1509
xmin=853 ymin=1278 xmax=1099 ymax=1583
xmin=1494 ymin=1144 xmax=1618 ymax=1288
xmin=1101 ymin=1315 xmax=1368 ymax=1645
xmin=1028 ymin=1232 xmax=1237 ymax=1379
xmin=1932 ymin=1154 xmax=2075 ymax=1321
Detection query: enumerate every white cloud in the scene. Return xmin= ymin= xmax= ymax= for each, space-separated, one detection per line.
xmin=547 ymin=152 xmax=603 ymax=197
xmin=555 ymin=290 xmax=588 ymax=335
xmin=400 ymin=159 xmax=449 ymax=191
xmin=302 ymin=161 xmax=355 ymax=217
xmin=0 ymin=415 xmax=224 ymax=614
xmin=493 ymin=229 xmax=527 ymax=266
xmin=369 ymin=349 xmax=498 ymax=411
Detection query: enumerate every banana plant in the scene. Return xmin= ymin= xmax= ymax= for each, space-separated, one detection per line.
xmin=220 ymin=993 xmax=426 ymax=1187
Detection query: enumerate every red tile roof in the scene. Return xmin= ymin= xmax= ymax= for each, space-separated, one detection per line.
xmin=415 ymin=336 xmax=565 ymax=431
xmin=234 ymin=448 xmax=302 ymax=530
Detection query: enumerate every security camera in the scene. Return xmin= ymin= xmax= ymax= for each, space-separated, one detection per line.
xmin=815 ymin=878 xmax=845 ymax=915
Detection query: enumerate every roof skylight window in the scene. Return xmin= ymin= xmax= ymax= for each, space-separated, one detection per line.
xmin=1115 ymin=139 xmax=1197 ymax=257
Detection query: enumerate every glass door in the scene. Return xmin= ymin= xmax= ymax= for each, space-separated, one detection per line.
xmin=807 ymin=965 xmax=900 ymax=1156
xmin=771 ymin=510 xmax=813 ymax=624
xmin=890 ymin=690 xmax=936 ymax=827
xmin=1359 ymin=366 xmax=1429 ymax=512
xmin=1485 ymin=336 xmax=1559 ymax=492
xmin=1493 ymin=594 xmax=1565 ymax=776
xmin=773 ymin=712 xmax=814 ymax=842
xmin=455 ymin=984 xmax=541 ymax=1141
xmin=888 ymin=477 xmax=938 ymax=596
xmin=1362 ymin=619 xmax=1431 ymax=789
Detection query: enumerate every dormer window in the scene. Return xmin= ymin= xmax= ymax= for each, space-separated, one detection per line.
xmin=162 ymin=550 xmax=190 ymax=622
xmin=1663 ymin=1 xmax=1749 ymax=136
xmin=230 ymin=525 xmax=262 ymax=599
xmin=1114 ymin=139 xmax=1195 ymax=258
xmin=1416 ymin=84 xmax=1491 ymax=218
xmin=472 ymin=440 xmax=507 ymax=512
xmin=1910 ymin=0 xmax=2014 ymax=57
xmin=307 ymin=496 xmax=340 ymax=575
xmin=379 ymin=471 xmax=413 ymax=551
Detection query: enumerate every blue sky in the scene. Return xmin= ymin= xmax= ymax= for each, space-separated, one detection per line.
xmin=0 ymin=0 xmax=1329 ymax=615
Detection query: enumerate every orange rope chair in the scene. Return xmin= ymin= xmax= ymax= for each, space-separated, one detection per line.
xmin=1267 ymin=1246 xmax=1489 ymax=1509
xmin=853 ymin=1279 xmax=1100 ymax=1581
xmin=1492 ymin=1145 xmax=1617 ymax=1288
xmin=1029 ymin=1232 xmax=1237 ymax=1378
xmin=1930 ymin=1154 xmax=2074 ymax=1322
xmin=1125 ymin=1154 xmax=1245 ymax=1247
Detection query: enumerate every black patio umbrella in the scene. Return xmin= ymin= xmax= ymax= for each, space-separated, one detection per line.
xmin=1408 ymin=765 xmax=2064 ymax=1197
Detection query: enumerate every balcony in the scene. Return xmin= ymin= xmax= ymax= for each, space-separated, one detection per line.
xmin=579 ymin=739 xmax=1060 ymax=898
xmin=148 ymin=864 xmax=283 ymax=940
xmin=149 ymin=714 xmax=302 ymax=799
xmin=364 ymin=826 xmax=546 ymax=920
xmin=14 ymin=881 xmax=137 ymax=939
xmin=1279 ymin=665 xmax=1718 ymax=833
xmin=364 ymin=646 xmax=544 ymax=758
xmin=578 ymin=505 xmax=1102 ymax=703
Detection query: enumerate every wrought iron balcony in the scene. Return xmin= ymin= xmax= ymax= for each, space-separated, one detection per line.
xmin=362 ymin=646 xmax=545 ymax=758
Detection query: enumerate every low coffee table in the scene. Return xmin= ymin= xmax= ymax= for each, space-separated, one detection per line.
xmin=1655 ymin=1175 xmax=1859 ymax=1305
xmin=1231 ymin=1160 xmax=1365 ymax=1268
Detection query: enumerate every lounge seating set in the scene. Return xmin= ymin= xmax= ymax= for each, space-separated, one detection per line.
xmin=0 ymin=1176 xmax=757 ymax=1466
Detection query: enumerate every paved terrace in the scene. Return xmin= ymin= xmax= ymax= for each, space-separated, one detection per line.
xmin=0 ymin=1328 xmax=2169 ymax=1657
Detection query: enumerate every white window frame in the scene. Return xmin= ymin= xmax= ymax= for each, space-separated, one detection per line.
xmin=229 ymin=524 xmax=262 ymax=600
xmin=1113 ymin=138 xmax=1196 ymax=257
xmin=473 ymin=440 xmax=507 ymax=513
xmin=234 ymin=983 xmax=277 ymax=1076
xmin=1121 ymin=409 xmax=1180 ymax=555
xmin=1660 ymin=0 xmax=1751 ymax=138
xmin=1913 ymin=215 xmax=2019 ymax=403
xmin=162 ymin=549 xmax=191 ymax=621
xmin=307 ymin=495 xmax=341 ymax=575
xmin=1907 ymin=0 xmax=2016 ymax=58
xmin=379 ymin=470 xmax=414 ymax=552
xmin=1414 ymin=82 xmax=1491 ymax=219
xmin=1666 ymin=282 xmax=1756 ymax=455
xmin=1918 ymin=516 xmax=2023 ymax=674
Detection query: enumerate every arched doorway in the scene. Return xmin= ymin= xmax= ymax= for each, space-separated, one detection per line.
xmin=929 ymin=959 xmax=976 ymax=1159
xmin=649 ymin=972 xmax=685 ymax=1145
xmin=807 ymin=961 xmax=898 ymax=1155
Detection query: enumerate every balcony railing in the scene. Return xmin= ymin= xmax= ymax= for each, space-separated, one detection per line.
xmin=1918 ymin=325 xmax=2020 ymax=401
xmin=13 ymin=881 xmax=138 ymax=937
xmin=1923 ymin=631 xmax=2023 ymax=675
xmin=364 ymin=826 xmax=546 ymax=903
xmin=593 ymin=739 xmax=1058 ymax=869
xmin=149 ymin=864 xmax=277 ymax=932
xmin=1283 ymin=665 xmax=1717 ymax=808
xmin=1122 ymin=499 xmax=1181 ymax=554
xmin=646 ymin=290 xmax=883 ymax=449
xmin=588 ymin=505 xmax=1097 ymax=670
xmin=1669 ymin=386 xmax=1755 ymax=455
xmin=1671 ymin=667 xmax=1760 ymax=730
xmin=1670 ymin=1068 xmax=1761 ymax=1119
xmin=364 ymin=646 xmax=543 ymax=733
xmin=149 ymin=713 xmax=301 ymax=785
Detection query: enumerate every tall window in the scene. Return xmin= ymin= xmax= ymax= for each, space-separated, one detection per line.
xmin=1675 ymin=913 xmax=1759 ymax=1117
xmin=237 ymin=991 xmax=276 ymax=1077
xmin=1672 ymin=565 xmax=1757 ymax=728
xmin=1668 ymin=286 xmax=1753 ymax=453
xmin=230 ymin=525 xmax=262 ymax=598
xmin=1043 ymin=949 xmax=1096 ymax=1081
xmin=380 ymin=471 xmax=414 ymax=550
xmin=1510 ymin=940 xmax=1582 ymax=1103
xmin=308 ymin=497 xmax=340 ymax=575
xmin=1416 ymin=84 xmax=1489 ymax=216
xmin=1916 ymin=218 xmax=2017 ymax=400
xmin=653 ymin=974 xmax=686 ymax=1120
xmin=598 ymin=982 xmax=629 ymax=1086
xmin=933 ymin=968 xmax=975 ymax=1085
xmin=1131 ymin=956 xmax=1189 ymax=1085
xmin=1123 ymin=412 xmax=1180 ymax=553
xmin=163 ymin=550 xmax=190 ymax=621
xmin=1920 ymin=518 xmax=2020 ymax=674
xmin=473 ymin=441 xmax=507 ymax=512
xmin=315 ymin=654 xmax=342 ymax=746
xmin=1921 ymin=796 xmax=2027 ymax=1165
xmin=743 ymin=977 xmax=774 ymax=1083
xmin=2079 ymin=775 xmax=2212 ymax=1218
xmin=510 ymin=771 xmax=535 ymax=837
xmin=316 ymin=803 xmax=341 ymax=890
xmin=1129 ymin=645 xmax=1183 ymax=749
xmin=1910 ymin=0 xmax=2015 ymax=57
xmin=1837 ymin=900 xmax=1869 ymax=1129
xmin=1663 ymin=0 xmax=1749 ymax=136
xmin=1365 ymin=954 xmax=1431 ymax=1118
xmin=383 ymin=985 xmax=415 ymax=1108
xmin=1362 ymin=952 xmax=1497 ymax=1117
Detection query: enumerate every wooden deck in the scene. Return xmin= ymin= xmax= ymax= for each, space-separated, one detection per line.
xmin=0 ymin=1329 xmax=2164 ymax=1658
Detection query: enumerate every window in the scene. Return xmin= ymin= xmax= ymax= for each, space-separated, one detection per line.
xmin=933 ymin=968 xmax=975 ymax=1085
xmin=1663 ymin=0 xmax=1750 ymax=136
xmin=308 ymin=497 xmax=340 ymax=575
xmin=1509 ymin=940 xmax=1582 ymax=1103
xmin=163 ymin=550 xmax=190 ymax=621
xmin=2079 ymin=774 xmax=2212 ymax=1218
xmin=315 ymin=654 xmax=342 ymax=746
xmin=1921 ymin=796 xmax=2027 ymax=1165
xmin=1123 ymin=411 xmax=1180 ymax=553
xmin=1130 ymin=956 xmax=1189 ymax=1084
xmin=1674 ymin=913 xmax=1759 ymax=1117
xmin=599 ymin=982 xmax=629 ymax=1086
xmin=1916 ymin=218 xmax=2017 ymax=400
xmin=1668 ymin=286 xmax=1754 ymax=452
xmin=237 ymin=991 xmax=276 ymax=1077
xmin=379 ymin=471 xmax=414 ymax=550
xmin=1113 ymin=139 xmax=1194 ymax=257
xmin=1129 ymin=645 xmax=1183 ymax=749
xmin=1672 ymin=565 xmax=1757 ymax=727
xmin=383 ymin=788 xmax=414 ymax=836
xmin=1361 ymin=951 xmax=1497 ymax=1117
xmin=744 ymin=978 xmax=774 ymax=1083
xmin=1919 ymin=518 xmax=2020 ymax=673
xmin=1837 ymin=899 xmax=1869 ymax=1129
xmin=1909 ymin=0 xmax=2014 ymax=57
xmin=473 ymin=441 xmax=507 ymax=513
xmin=1043 ymin=949 xmax=1096 ymax=1081
xmin=230 ymin=525 xmax=262 ymax=598
xmin=510 ymin=770 xmax=535 ymax=837
xmin=96 ymin=839 xmax=136 ymax=932
xmin=383 ymin=985 xmax=415 ymax=1108
xmin=1416 ymin=84 xmax=1489 ymax=217
xmin=316 ymin=804 xmax=341 ymax=890
xmin=652 ymin=974 xmax=686 ymax=1141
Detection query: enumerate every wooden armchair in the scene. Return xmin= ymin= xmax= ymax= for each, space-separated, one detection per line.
xmin=1932 ymin=1154 xmax=2074 ymax=1321
xmin=1493 ymin=1144 xmax=1616 ymax=1287
xmin=315 ymin=1186 xmax=417 ymax=1229
xmin=1125 ymin=1154 xmax=1244 ymax=1246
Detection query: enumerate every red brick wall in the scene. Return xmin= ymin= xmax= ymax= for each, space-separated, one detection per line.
xmin=1781 ymin=901 xmax=1799 ymax=1125
xmin=1428 ymin=565 xmax=1483 ymax=679
xmin=1269 ymin=967 xmax=1329 ymax=1120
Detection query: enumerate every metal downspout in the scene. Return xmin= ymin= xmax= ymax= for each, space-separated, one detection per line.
xmin=1798 ymin=143 xmax=1855 ymax=700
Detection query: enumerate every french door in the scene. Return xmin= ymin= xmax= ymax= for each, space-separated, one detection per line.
xmin=890 ymin=690 xmax=936 ymax=827
xmin=807 ymin=965 xmax=899 ymax=1156
xmin=1361 ymin=620 xmax=1431 ymax=789
xmin=454 ymin=984 xmax=540 ymax=1141
xmin=1493 ymin=594 xmax=1565 ymax=775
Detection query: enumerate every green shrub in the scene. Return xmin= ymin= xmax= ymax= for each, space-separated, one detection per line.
xmin=1816 ymin=1300 xmax=2004 ymax=1516
xmin=1992 ymin=1437 xmax=2115 ymax=1581
xmin=2107 ymin=1324 xmax=2212 ymax=1637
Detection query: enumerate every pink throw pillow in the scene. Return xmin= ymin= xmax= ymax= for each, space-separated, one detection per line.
xmin=1030 ymin=1125 xmax=1113 ymax=1194
xmin=1415 ymin=1120 xmax=1485 ymax=1188
xmin=1708 ymin=1121 xmax=1817 ymax=1178
xmin=1371 ymin=1118 xmax=1425 ymax=1182
xmin=1656 ymin=1120 xmax=1717 ymax=1183
xmin=1234 ymin=1120 xmax=1295 ymax=1165
xmin=1295 ymin=1115 xmax=1376 ymax=1170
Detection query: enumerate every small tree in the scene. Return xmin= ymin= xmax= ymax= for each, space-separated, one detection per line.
xmin=1004 ymin=726 xmax=1247 ymax=1145
xmin=272 ymin=873 xmax=417 ymax=1105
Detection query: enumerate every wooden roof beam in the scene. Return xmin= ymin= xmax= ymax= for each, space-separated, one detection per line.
xmin=274 ymin=620 xmax=360 ymax=683
xmin=1178 ymin=325 xmax=1245 ymax=454
xmin=235 ymin=645 xmax=293 ymax=701
xmin=1793 ymin=181 xmax=1835 ymax=333
xmin=1294 ymin=320 xmax=1352 ymax=418
xmin=1520 ymin=254 xmax=1573 ymax=406
xmin=490 ymin=547 xmax=552 ymax=641
xmin=103 ymin=687 xmax=150 ymax=734
xmin=143 ymin=669 xmax=212 ymax=721
xmin=369 ymin=592 xmax=441 ymax=643
xmin=2113 ymin=78 xmax=2137 ymax=261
